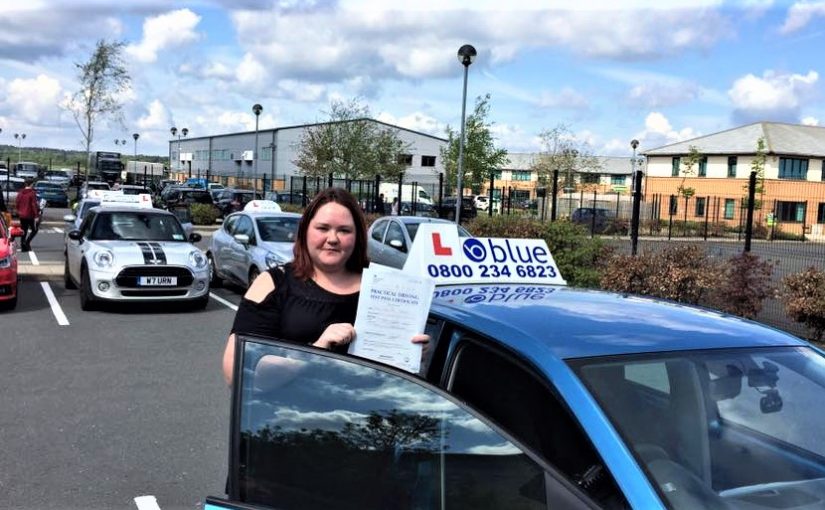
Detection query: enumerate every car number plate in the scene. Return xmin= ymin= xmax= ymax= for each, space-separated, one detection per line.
xmin=138 ymin=276 xmax=177 ymax=286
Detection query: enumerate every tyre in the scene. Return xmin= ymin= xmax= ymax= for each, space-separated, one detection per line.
xmin=248 ymin=266 xmax=260 ymax=288
xmin=64 ymin=257 xmax=77 ymax=289
xmin=79 ymin=265 xmax=96 ymax=311
xmin=191 ymin=294 xmax=209 ymax=310
xmin=207 ymin=253 xmax=223 ymax=288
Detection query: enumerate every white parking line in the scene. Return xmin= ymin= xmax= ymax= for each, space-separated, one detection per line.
xmin=53 ymin=227 xmax=64 ymax=233
xmin=40 ymin=282 xmax=70 ymax=326
xmin=210 ymin=292 xmax=238 ymax=311
xmin=28 ymin=251 xmax=40 ymax=265
xmin=134 ymin=495 xmax=162 ymax=510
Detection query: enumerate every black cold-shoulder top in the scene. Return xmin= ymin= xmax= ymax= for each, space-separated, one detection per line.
xmin=230 ymin=263 xmax=360 ymax=353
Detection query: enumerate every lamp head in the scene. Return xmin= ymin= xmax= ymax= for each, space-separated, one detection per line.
xmin=170 ymin=127 xmax=177 ymax=136
xmin=457 ymin=44 xmax=477 ymax=67
xmin=133 ymin=133 xmax=140 ymax=141
xmin=252 ymin=104 xmax=263 ymax=116
xmin=182 ymin=128 xmax=188 ymax=137
xmin=631 ymin=139 xmax=639 ymax=150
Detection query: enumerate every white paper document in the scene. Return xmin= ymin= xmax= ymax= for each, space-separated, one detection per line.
xmin=348 ymin=264 xmax=435 ymax=373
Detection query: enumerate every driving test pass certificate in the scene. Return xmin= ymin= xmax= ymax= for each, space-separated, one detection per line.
xmin=348 ymin=264 xmax=435 ymax=373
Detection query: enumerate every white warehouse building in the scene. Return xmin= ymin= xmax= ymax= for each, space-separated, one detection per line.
xmin=167 ymin=118 xmax=448 ymax=186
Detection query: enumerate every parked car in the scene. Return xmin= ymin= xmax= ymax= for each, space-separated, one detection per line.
xmin=398 ymin=201 xmax=438 ymax=218
xmin=436 ymin=196 xmax=477 ymax=221
xmin=571 ymin=207 xmax=624 ymax=233
xmin=159 ymin=186 xmax=217 ymax=209
xmin=207 ymin=205 xmax=300 ymax=288
xmin=367 ymin=216 xmax=471 ymax=269
xmin=43 ymin=169 xmax=73 ymax=188
xmin=14 ymin=161 xmax=40 ymax=180
xmin=119 ymin=184 xmax=150 ymax=195
xmin=79 ymin=181 xmax=111 ymax=199
xmin=265 ymin=191 xmax=307 ymax=205
xmin=0 ymin=177 xmax=25 ymax=212
xmin=213 ymin=189 xmax=263 ymax=217
xmin=33 ymin=181 xmax=69 ymax=207
xmin=0 ymin=215 xmax=24 ymax=310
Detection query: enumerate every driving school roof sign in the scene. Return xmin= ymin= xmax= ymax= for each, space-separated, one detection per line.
xmin=402 ymin=223 xmax=566 ymax=286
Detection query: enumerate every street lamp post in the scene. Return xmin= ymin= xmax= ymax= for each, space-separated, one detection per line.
xmin=252 ymin=104 xmax=262 ymax=192
xmin=132 ymin=133 xmax=140 ymax=184
xmin=170 ymin=127 xmax=188 ymax=177
xmin=267 ymin=141 xmax=276 ymax=191
xmin=455 ymin=44 xmax=477 ymax=224
xmin=630 ymin=139 xmax=644 ymax=256
xmin=14 ymin=133 xmax=26 ymax=163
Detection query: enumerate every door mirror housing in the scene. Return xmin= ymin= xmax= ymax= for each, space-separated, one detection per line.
xmin=67 ymin=230 xmax=83 ymax=241
xmin=388 ymin=239 xmax=406 ymax=252
xmin=234 ymin=234 xmax=250 ymax=247
xmin=63 ymin=214 xmax=77 ymax=223
xmin=189 ymin=232 xmax=202 ymax=243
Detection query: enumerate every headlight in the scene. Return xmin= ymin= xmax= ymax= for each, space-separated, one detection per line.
xmin=265 ymin=252 xmax=283 ymax=268
xmin=0 ymin=256 xmax=10 ymax=269
xmin=92 ymin=250 xmax=114 ymax=268
xmin=189 ymin=250 xmax=207 ymax=269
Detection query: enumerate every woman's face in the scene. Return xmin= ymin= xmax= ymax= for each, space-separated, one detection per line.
xmin=306 ymin=202 xmax=357 ymax=273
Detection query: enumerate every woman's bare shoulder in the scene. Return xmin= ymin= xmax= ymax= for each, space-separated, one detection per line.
xmin=244 ymin=271 xmax=276 ymax=303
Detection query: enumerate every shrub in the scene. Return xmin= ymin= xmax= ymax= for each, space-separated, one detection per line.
xmin=782 ymin=267 xmax=825 ymax=341
xmin=279 ymin=203 xmax=304 ymax=214
xmin=190 ymin=203 xmax=219 ymax=225
xmin=706 ymin=252 xmax=776 ymax=319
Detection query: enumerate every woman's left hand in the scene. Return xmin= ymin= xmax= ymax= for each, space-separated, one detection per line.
xmin=411 ymin=334 xmax=430 ymax=344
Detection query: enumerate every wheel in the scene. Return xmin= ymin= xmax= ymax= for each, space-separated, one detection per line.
xmin=79 ymin=265 xmax=97 ymax=311
xmin=64 ymin=256 xmax=77 ymax=289
xmin=248 ymin=266 xmax=260 ymax=288
xmin=207 ymin=253 xmax=222 ymax=288
xmin=191 ymin=294 xmax=209 ymax=310
xmin=0 ymin=295 xmax=16 ymax=311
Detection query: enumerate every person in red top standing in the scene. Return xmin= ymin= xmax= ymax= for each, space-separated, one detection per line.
xmin=16 ymin=178 xmax=41 ymax=252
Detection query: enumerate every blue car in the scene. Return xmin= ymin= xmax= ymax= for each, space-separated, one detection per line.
xmin=34 ymin=180 xmax=69 ymax=207
xmin=207 ymin=229 xmax=825 ymax=510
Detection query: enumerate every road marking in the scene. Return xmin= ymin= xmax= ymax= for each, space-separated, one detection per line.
xmin=210 ymin=292 xmax=238 ymax=311
xmin=28 ymin=251 xmax=40 ymax=265
xmin=134 ymin=495 xmax=162 ymax=510
xmin=40 ymin=282 xmax=69 ymax=326
xmin=53 ymin=227 xmax=64 ymax=233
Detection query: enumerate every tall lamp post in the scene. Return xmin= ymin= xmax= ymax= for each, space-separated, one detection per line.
xmin=630 ymin=139 xmax=644 ymax=256
xmin=455 ymin=44 xmax=477 ymax=224
xmin=14 ymin=133 xmax=26 ymax=163
xmin=132 ymin=133 xmax=140 ymax=183
xmin=252 ymin=104 xmax=262 ymax=191
xmin=267 ymin=141 xmax=276 ymax=191
xmin=170 ymin=127 xmax=188 ymax=176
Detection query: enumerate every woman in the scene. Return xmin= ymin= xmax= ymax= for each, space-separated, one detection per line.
xmin=222 ymin=187 xmax=427 ymax=385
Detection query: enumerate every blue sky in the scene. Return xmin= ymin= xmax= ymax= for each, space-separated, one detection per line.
xmin=1 ymin=0 xmax=824 ymax=160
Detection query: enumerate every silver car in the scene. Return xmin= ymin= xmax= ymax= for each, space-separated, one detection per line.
xmin=367 ymin=216 xmax=471 ymax=269
xmin=207 ymin=210 xmax=301 ymax=288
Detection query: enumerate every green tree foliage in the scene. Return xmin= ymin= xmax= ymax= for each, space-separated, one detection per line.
xmin=440 ymin=94 xmax=508 ymax=195
xmin=531 ymin=124 xmax=602 ymax=192
xmin=677 ymin=145 xmax=701 ymax=199
xmin=745 ymin=136 xmax=768 ymax=217
xmin=783 ymin=267 xmax=825 ymax=341
xmin=64 ymin=40 xmax=131 ymax=178
xmin=293 ymin=99 xmax=410 ymax=181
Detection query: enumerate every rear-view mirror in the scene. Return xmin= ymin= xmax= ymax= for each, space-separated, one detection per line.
xmin=189 ymin=233 xmax=202 ymax=243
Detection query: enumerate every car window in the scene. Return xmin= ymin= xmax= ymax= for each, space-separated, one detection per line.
xmin=384 ymin=221 xmax=406 ymax=251
xmin=256 ymin=217 xmax=298 ymax=243
xmin=446 ymin=337 xmax=628 ymax=508
xmin=231 ymin=337 xmax=593 ymax=510
xmin=223 ymin=215 xmax=239 ymax=235
xmin=234 ymin=216 xmax=255 ymax=241
xmin=79 ymin=211 xmax=97 ymax=236
xmin=78 ymin=201 xmax=100 ymax=221
xmin=90 ymin=212 xmax=187 ymax=241
xmin=370 ymin=219 xmax=388 ymax=242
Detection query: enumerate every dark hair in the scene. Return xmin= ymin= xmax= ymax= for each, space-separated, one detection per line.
xmin=292 ymin=187 xmax=369 ymax=279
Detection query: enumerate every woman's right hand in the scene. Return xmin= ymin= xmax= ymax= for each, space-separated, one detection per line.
xmin=313 ymin=323 xmax=355 ymax=350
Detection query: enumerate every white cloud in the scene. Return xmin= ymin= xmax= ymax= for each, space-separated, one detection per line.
xmin=236 ymin=53 xmax=268 ymax=89
xmin=538 ymin=87 xmax=590 ymax=110
xmin=277 ymin=80 xmax=326 ymax=102
xmin=728 ymin=70 xmax=818 ymax=122
xmin=193 ymin=109 xmax=277 ymax=133
xmin=626 ymin=81 xmax=700 ymax=109
xmin=3 ymin=74 xmax=62 ymax=124
xmin=801 ymin=115 xmax=820 ymax=125
xmin=126 ymin=9 xmax=201 ymax=64
xmin=631 ymin=111 xmax=700 ymax=151
xmin=136 ymin=99 xmax=171 ymax=130
xmin=779 ymin=1 xmax=825 ymax=34
xmin=376 ymin=111 xmax=444 ymax=137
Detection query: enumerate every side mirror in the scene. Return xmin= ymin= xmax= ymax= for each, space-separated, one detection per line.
xmin=67 ymin=230 xmax=83 ymax=241
xmin=388 ymin=239 xmax=406 ymax=252
xmin=10 ymin=227 xmax=24 ymax=239
xmin=63 ymin=214 xmax=77 ymax=223
xmin=189 ymin=232 xmax=202 ymax=243
xmin=234 ymin=234 xmax=250 ymax=246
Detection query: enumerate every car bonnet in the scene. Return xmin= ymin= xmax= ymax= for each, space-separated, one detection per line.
xmin=91 ymin=240 xmax=199 ymax=266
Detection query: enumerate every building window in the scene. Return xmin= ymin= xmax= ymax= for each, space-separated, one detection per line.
xmin=778 ymin=157 xmax=809 ymax=180
xmin=724 ymin=199 xmax=735 ymax=219
xmin=669 ymin=196 xmax=678 ymax=215
xmin=610 ymin=175 xmax=625 ymax=185
xmin=671 ymin=157 xmax=680 ymax=177
xmin=581 ymin=172 xmax=600 ymax=184
xmin=728 ymin=156 xmax=737 ymax=178
xmin=698 ymin=157 xmax=707 ymax=177
xmin=818 ymin=203 xmax=825 ymax=224
xmin=397 ymin=154 xmax=413 ymax=166
xmin=421 ymin=155 xmax=436 ymax=167
xmin=512 ymin=170 xmax=532 ymax=181
xmin=493 ymin=171 xmax=502 ymax=180
xmin=695 ymin=197 xmax=706 ymax=217
xmin=777 ymin=201 xmax=806 ymax=222
xmin=821 ymin=161 xmax=825 ymax=181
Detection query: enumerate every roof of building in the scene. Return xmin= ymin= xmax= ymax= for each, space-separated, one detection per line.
xmin=169 ymin=118 xmax=448 ymax=144
xmin=643 ymin=121 xmax=825 ymax=157
xmin=505 ymin=153 xmax=634 ymax=175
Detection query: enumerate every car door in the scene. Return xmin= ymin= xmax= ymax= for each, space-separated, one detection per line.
xmin=227 ymin=215 xmax=255 ymax=283
xmin=381 ymin=219 xmax=409 ymax=269
xmin=430 ymin=328 xmax=632 ymax=509
xmin=219 ymin=335 xmax=598 ymax=510
xmin=213 ymin=214 xmax=239 ymax=280
xmin=66 ymin=211 xmax=96 ymax=282
xmin=367 ymin=218 xmax=389 ymax=265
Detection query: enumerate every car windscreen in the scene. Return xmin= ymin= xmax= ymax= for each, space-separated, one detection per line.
xmin=183 ymin=191 xmax=214 ymax=203
xmin=79 ymin=201 xmax=100 ymax=219
xmin=88 ymin=183 xmax=110 ymax=190
xmin=121 ymin=187 xmax=147 ymax=195
xmin=1 ymin=181 xmax=25 ymax=191
xmin=90 ymin=211 xmax=186 ymax=241
xmin=570 ymin=346 xmax=825 ymax=510
xmin=256 ymin=216 xmax=299 ymax=242
xmin=405 ymin=222 xmax=471 ymax=242
xmin=35 ymin=183 xmax=63 ymax=190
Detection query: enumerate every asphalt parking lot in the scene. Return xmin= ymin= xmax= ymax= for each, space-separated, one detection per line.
xmin=1 ymin=208 xmax=244 ymax=510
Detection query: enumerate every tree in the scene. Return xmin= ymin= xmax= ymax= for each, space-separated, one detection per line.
xmin=746 ymin=136 xmax=768 ymax=222
xmin=293 ymin=98 xmax=410 ymax=181
xmin=64 ymin=40 xmax=130 ymax=180
xmin=440 ymin=94 xmax=508 ymax=195
xmin=531 ymin=124 xmax=602 ymax=193
xmin=677 ymin=145 xmax=702 ymax=200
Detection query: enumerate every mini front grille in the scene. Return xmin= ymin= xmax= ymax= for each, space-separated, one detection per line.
xmin=115 ymin=266 xmax=194 ymax=288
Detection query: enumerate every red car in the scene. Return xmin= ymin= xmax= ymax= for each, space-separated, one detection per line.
xmin=0 ymin=215 xmax=23 ymax=310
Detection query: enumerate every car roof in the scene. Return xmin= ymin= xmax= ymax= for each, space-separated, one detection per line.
xmin=90 ymin=206 xmax=173 ymax=215
xmin=430 ymin=284 xmax=806 ymax=361
xmin=375 ymin=217 xmax=452 ymax=225
xmin=228 ymin=211 xmax=301 ymax=219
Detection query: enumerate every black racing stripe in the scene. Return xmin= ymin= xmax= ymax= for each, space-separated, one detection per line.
xmin=148 ymin=242 xmax=167 ymax=264
xmin=136 ymin=242 xmax=155 ymax=264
